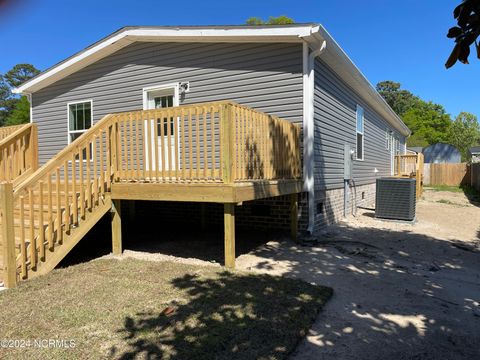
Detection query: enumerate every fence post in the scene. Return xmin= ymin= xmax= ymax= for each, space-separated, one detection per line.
xmin=0 ymin=182 xmax=16 ymax=288
xmin=221 ymin=104 xmax=234 ymax=184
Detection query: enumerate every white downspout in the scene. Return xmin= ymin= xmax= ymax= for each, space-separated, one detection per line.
xmin=303 ymin=40 xmax=326 ymax=234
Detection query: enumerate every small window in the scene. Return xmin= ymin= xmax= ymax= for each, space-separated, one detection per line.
xmin=356 ymin=105 xmax=364 ymax=160
xmin=68 ymin=101 xmax=92 ymax=159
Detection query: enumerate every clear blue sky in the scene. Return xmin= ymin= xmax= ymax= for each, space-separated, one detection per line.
xmin=0 ymin=0 xmax=478 ymax=119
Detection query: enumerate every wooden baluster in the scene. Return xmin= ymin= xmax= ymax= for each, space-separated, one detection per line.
xmin=93 ymin=134 xmax=99 ymax=204
xmin=38 ymin=181 xmax=45 ymax=260
xmin=203 ymin=106 xmax=208 ymax=180
xmin=71 ymin=153 xmax=78 ymax=225
xmin=153 ymin=110 xmax=159 ymax=182
xmin=64 ymin=160 xmax=70 ymax=233
xmin=79 ymin=147 xmax=85 ymax=219
xmin=56 ymin=168 xmax=63 ymax=244
xmin=159 ymin=111 xmax=165 ymax=181
xmin=167 ymin=109 xmax=173 ymax=181
xmin=106 ymin=125 xmax=112 ymax=189
xmin=174 ymin=109 xmax=179 ymax=181
xmin=181 ymin=109 xmax=186 ymax=181
xmin=188 ymin=108 xmax=193 ymax=180
xmin=47 ymin=174 xmax=53 ymax=249
xmin=86 ymin=143 xmax=92 ymax=210
xmin=100 ymin=129 xmax=106 ymax=192
xmin=135 ymin=112 xmax=141 ymax=181
xmin=28 ymin=188 xmax=36 ymax=269
xmin=146 ymin=112 xmax=153 ymax=181
xmin=210 ymin=106 xmax=216 ymax=180
xmin=196 ymin=107 xmax=200 ymax=180
xmin=129 ymin=114 xmax=135 ymax=181
xmin=19 ymin=196 xmax=27 ymax=278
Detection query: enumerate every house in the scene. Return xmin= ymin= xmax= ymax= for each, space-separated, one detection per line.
xmin=469 ymin=146 xmax=480 ymax=163
xmin=423 ymin=143 xmax=461 ymax=163
xmin=1 ymin=24 xmax=409 ymax=287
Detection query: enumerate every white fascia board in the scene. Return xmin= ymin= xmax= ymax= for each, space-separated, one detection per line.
xmin=13 ymin=25 xmax=315 ymax=94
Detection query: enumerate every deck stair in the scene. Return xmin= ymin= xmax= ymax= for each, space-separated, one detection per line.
xmin=0 ymin=101 xmax=302 ymax=288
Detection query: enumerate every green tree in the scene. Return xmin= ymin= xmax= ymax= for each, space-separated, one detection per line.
xmin=5 ymin=96 xmax=30 ymax=126
xmin=447 ymin=112 xmax=480 ymax=160
xmin=246 ymin=15 xmax=295 ymax=25
xmin=402 ymin=102 xmax=452 ymax=146
xmin=0 ymin=64 xmax=39 ymax=126
xmin=376 ymin=81 xmax=419 ymax=116
xmin=4 ymin=64 xmax=40 ymax=88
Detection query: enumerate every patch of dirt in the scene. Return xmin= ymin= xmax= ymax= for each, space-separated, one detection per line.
xmin=236 ymin=189 xmax=480 ymax=360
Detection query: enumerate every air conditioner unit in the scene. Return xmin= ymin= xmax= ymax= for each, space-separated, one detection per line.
xmin=375 ymin=177 xmax=416 ymax=221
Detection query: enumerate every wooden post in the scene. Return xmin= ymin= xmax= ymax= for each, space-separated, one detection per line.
xmin=290 ymin=193 xmax=298 ymax=242
xmin=111 ymin=199 xmax=122 ymax=255
xmin=221 ymin=104 xmax=234 ymax=183
xmin=0 ymin=182 xmax=16 ymax=288
xmin=224 ymin=203 xmax=235 ymax=269
xmin=30 ymin=124 xmax=39 ymax=171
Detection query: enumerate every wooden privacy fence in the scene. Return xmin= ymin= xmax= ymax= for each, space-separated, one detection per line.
xmin=0 ymin=123 xmax=38 ymax=184
xmin=1 ymin=101 xmax=301 ymax=284
xmin=424 ymin=163 xmax=470 ymax=186
xmin=394 ymin=153 xmax=424 ymax=198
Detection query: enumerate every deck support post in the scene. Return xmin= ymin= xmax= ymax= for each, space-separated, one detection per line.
xmin=0 ymin=182 xmax=16 ymax=288
xmin=290 ymin=193 xmax=298 ymax=242
xmin=111 ymin=199 xmax=122 ymax=255
xmin=224 ymin=203 xmax=235 ymax=269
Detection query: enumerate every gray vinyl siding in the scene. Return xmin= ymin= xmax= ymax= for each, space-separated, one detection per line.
xmin=32 ymin=42 xmax=303 ymax=165
xmin=314 ymin=58 xmax=406 ymax=190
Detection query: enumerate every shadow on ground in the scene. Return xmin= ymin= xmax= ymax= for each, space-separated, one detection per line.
xmin=236 ymin=211 xmax=480 ymax=359
xmin=108 ymin=269 xmax=331 ymax=360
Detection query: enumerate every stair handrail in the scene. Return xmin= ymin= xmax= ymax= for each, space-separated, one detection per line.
xmin=14 ymin=114 xmax=115 ymax=198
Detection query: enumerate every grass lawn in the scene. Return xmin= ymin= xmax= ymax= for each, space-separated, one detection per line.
xmin=0 ymin=258 xmax=332 ymax=360
xmin=425 ymin=184 xmax=479 ymax=199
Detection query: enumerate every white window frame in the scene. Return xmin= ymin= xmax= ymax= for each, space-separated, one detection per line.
xmin=355 ymin=105 xmax=364 ymax=161
xmin=67 ymin=99 xmax=93 ymax=145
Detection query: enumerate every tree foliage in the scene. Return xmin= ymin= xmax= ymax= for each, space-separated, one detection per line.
xmin=0 ymin=63 xmax=39 ymax=126
xmin=4 ymin=96 xmax=30 ymax=126
xmin=376 ymin=81 xmax=454 ymax=147
xmin=246 ymin=16 xmax=295 ymax=25
xmin=446 ymin=0 xmax=480 ymax=68
xmin=447 ymin=112 xmax=480 ymax=160
xmin=4 ymin=64 xmax=40 ymax=88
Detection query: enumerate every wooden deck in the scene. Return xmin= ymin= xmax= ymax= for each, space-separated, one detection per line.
xmin=0 ymin=101 xmax=302 ymax=287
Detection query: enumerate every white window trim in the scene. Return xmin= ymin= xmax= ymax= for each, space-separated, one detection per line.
xmin=356 ymin=105 xmax=364 ymax=161
xmin=67 ymin=99 xmax=93 ymax=145
xmin=67 ymin=100 xmax=93 ymax=162
xmin=142 ymin=83 xmax=179 ymax=109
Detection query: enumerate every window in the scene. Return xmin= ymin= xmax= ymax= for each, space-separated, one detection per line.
xmin=356 ymin=105 xmax=364 ymax=160
xmin=68 ymin=100 xmax=92 ymax=159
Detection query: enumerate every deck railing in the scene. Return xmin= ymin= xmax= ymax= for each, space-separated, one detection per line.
xmin=2 ymin=101 xmax=301 ymax=284
xmin=394 ymin=153 xmax=424 ymax=198
xmin=112 ymin=101 xmax=301 ymax=183
xmin=0 ymin=123 xmax=38 ymax=184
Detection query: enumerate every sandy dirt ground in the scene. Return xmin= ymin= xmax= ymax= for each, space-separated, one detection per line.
xmin=101 ymin=189 xmax=480 ymax=359
xmin=234 ymin=189 xmax=480 ymax=360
